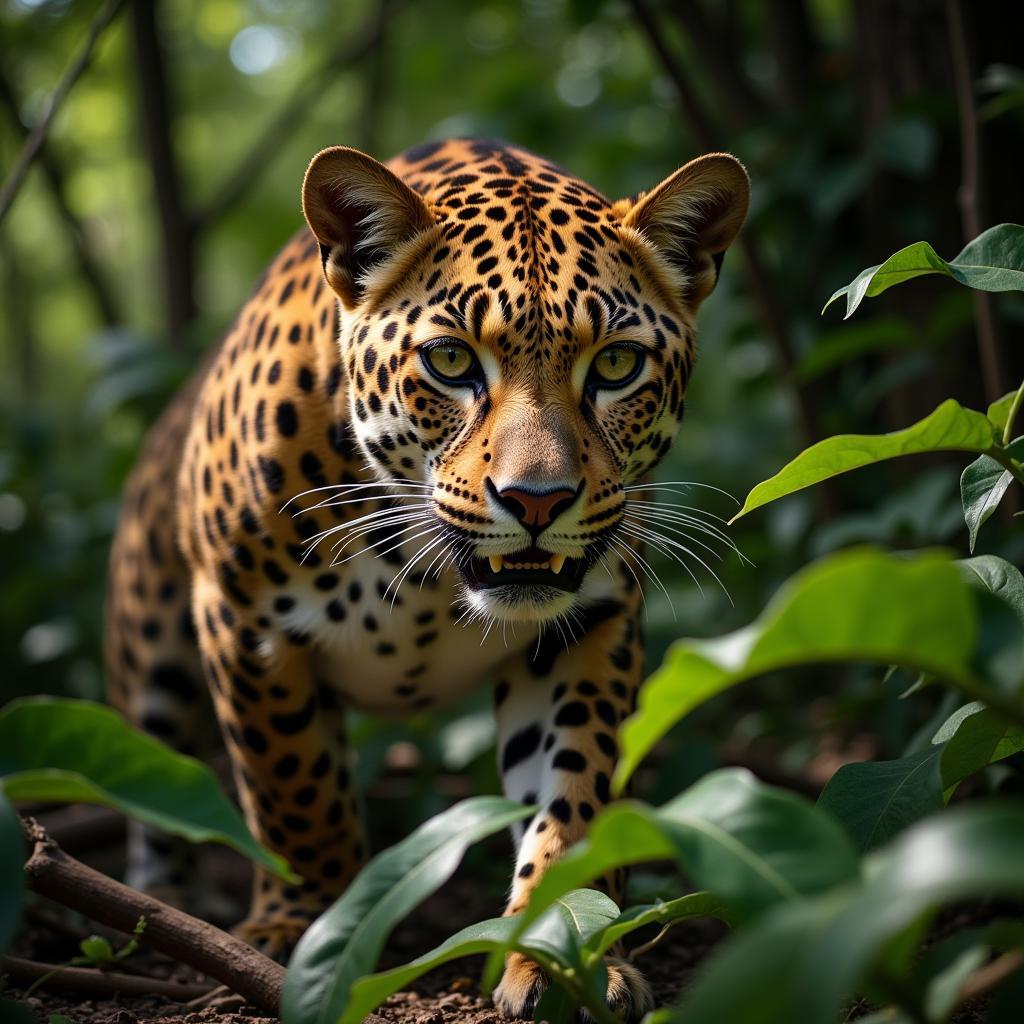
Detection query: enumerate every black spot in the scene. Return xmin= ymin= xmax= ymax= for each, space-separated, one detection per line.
xmin=549 ymin=798 xmax=572 ymax=823
xmin=553 ymin=749 xmax=586 ymax=772
xmin=554 ymin=701 xmax=589 ymax=727
xmin=518 ymin=862 xmax=535 ymax=879
xmin=276 ymin=401 xmax=299 ymax=437
xmin=501 ymin=723 xmax=542 ymax=772
xmin=595 ymin=700 xmax=617 ymax=727
xmin=270 ymin=697 xmax=316 ymax=735
xmin=243 ymin=726 xmax=268 ymax=754
xmin=150 ymin=663 xmax=199 ymax=703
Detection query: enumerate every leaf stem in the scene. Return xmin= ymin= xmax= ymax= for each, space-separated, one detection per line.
xmin=1001 ymin=378 xmax=1024 ymax=446
xmin=989 ymin=447 xmax=1024 ymax=490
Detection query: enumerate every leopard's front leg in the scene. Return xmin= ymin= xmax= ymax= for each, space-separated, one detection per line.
xmin=492 ymin=599 xmax=651 ymax=1021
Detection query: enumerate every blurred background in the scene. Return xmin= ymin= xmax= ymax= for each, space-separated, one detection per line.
xmin=3 ymin=0 xmax=1024 ymax=834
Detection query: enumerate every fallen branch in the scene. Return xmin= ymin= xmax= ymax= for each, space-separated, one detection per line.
xmin=0 ymin=0 xmax=129 ymax=227
xmin=1 ymin=955 xmax=213 ymax=1001
xmin=20 ymin=817 xmax=285 ymax=1014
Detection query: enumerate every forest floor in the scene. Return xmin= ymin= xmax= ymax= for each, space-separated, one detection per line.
xmin=4 ymin=806 xmax=991 ymax=1024
xmin=6 ymin=874 xmax=725 ymax=1024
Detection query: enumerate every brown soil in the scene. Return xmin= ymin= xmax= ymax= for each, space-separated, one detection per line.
xmin=5 ymin=866 xmax=725 ymax=1024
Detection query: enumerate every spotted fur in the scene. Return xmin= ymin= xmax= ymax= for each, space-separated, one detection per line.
xmin=106 ymin=138 xmax=748 ymax=1018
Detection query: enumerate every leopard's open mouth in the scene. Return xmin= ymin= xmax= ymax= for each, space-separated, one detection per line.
xmin=461 ymin=545 xmax=588 ymax=592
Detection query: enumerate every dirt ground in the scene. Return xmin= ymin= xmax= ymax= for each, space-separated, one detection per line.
xmin=3 ymin=808 xmax=996 ymax=1024
xmin=5 ymin=873 xmax=726 ymax=1024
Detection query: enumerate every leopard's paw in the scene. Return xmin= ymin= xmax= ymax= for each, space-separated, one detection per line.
xmin=493 ymin=952 xmax=652 ymax=1022
xmin=233 ymin=916 xmax=310 ymax=962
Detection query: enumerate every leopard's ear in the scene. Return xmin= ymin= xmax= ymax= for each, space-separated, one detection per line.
xmin=617 ymin=153 xmax=749 ymax=308
xmin=303 ymin=146 xmax=434 ymax=309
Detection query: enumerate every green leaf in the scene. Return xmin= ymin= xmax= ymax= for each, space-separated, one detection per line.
xmin=78 ymin=935 xmax=115 ymax=963
xmin=816 ymin=748 xmax=943 ymax=853
xmin=823 ymin=224 xmax=1024 ymax=319
xmin=957 ymin=555 xmax=1024 ymax=625
xmin=817 ymin=702 xmax=1024 ymax=852
xmin=731 ymin=399 xmax=997 ymax=522
xmin=674 ymin=803 xmax=1024 ymax=1023
xmin=617 ymin=549 xmax=978 ymax=788
xmin=961 ymin=455 xmax=1012 ymax=551
xmin=584 ymin=891 xmax=730 ymax=959
xmin=0 ymin=790 xmax=25 ymax=953
xmin=281 ymin=796 xmax=531 ymax=1024
xmin=987 ymin=390 xmax=1020 ymax=435
xmin=335 ymin=890 xmax=618 ymax=1024
xmin=518 ymin=770 xmax=857 ymax=933
xmin=0 ymin=698 xmax=288 ymax=878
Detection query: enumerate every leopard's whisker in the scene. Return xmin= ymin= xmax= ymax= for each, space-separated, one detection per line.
xmin=281 ymin=479 xmax=431 ymax=511
xmin=604 ymin=540 xmax=650 ymax=616
xmin=622 ymin=522 xmax=734 ymax=607
xmin=386 ymin=533 xmax=449 ymax=608
xmin=610 ymin=536 xmax=678 ymax=619
xmin=624 ymin=480 xmax=738 ymax=504
xmin=333 ymin=521 xmax=441 ymax=567
xmin=623 ymin=511 xmax=727 ymax=563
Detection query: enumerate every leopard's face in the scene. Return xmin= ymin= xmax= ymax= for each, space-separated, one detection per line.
xmin=304 ymin=141 xmax=749 ymax=624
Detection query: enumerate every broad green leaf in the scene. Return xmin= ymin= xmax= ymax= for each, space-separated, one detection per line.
xmin=987 ymin=390 xmax=1020 ymax=435
xmin=281 ymin=796 xmax=531 ymax=1024
xmin=817 ymin=702 xmax=1024 ymax=852
xmin=0 ymin=698 xmax=288 ymax=878
xmin=519 ymin=770 xmax=857 ymax=932
xmin=816 ymin=748 xmax=943 ymax=853
xmin=337 ymin=890 xmax=618 ymax=1024
xmin=617 ymin=549 xmax=978 ymax=788
xmin=0 ymin=790 xmax=25 ymax=952
xmin=823 ymin=224 xmax=1024 ymax=319
xmin=584 ymin=891 xmax=730 ymax=959
xmin=961 ymin=455 xmax=1012 ymax=551
xmin=731 ymin=400 xmax=997 ymax=522
xmin=957 ymin=555 xmax=1024 ymax=625
xmin=675 ymin=803 xmax=1024 ymax=1023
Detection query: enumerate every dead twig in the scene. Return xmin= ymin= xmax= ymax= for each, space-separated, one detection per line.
xmin=1 ymin=955 xmax=213 ymax=1001
xmin=0 ymin=0 xmax=129 ymax=227
xmin=20 ymin=817 xmax=285 ymax=1014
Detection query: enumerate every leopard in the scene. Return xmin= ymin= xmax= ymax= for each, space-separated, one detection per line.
xmin=105 ymin=137 xmax=748 ymax=1019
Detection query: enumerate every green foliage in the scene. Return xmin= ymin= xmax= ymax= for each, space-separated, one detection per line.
xmin=673 ymin=804 xmax=1024 ymax=1023
xmin=616 ymin=548 xmax=986 ymax=788
xmin=0 ymin=697 xmax=289 ymax=876
xmin=282 ymin=797 xmax=531 ymax=1024
xmin=731 ymin=400 xmax=1002 ymax=523
xmin=817 ymin=702 xmax=1024 ymax=852
xmin=824 ymin=224 xmax=1024 ymax=319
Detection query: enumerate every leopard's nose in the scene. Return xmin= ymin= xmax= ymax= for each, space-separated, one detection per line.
xmin=487 ymin=479 xmax=581 ymax=534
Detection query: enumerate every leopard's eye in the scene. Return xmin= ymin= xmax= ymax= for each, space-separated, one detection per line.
xmin=589 ymin=344 xmax=644 ymax=389
xmin=422 ymin=340 xmax=480 ymax=385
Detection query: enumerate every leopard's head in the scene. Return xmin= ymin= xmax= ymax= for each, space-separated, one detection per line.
xmin=303 ymin=140 xmax=748 ymax=623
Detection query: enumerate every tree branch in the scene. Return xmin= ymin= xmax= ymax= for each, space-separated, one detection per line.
xmin=191 ymin=0 xmax=393 ymax=231
xmin=946 ymin=0 xmax=1003 ymax=404
xmin=20 ymin=817 xmax=285 ymax=1014
xmin=1 ymin=955 xmax=214 ymax=1001
xmin=629 ymin=0 xmax=827 ymax=463
xmin=0 ymin=0 xmax=129 ymax=227
xmin=954 ymin=948 xmax=1024 ymax=1008
xmin=0 ymin=66 xmax=120 ymax=326
xmin=667 ymin=0 xmax=767 ymax=129
xmin=130 ymin=0 xmax=196 ymax=344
